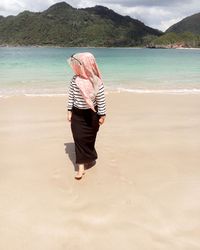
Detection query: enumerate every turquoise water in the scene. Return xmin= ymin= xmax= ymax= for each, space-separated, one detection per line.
xmin=0 ymin=47 xmax=200 ymax=96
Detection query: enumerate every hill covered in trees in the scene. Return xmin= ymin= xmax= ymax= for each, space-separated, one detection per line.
xmin=147 ymin=12 xmax=200 ymax=48
xmin=166 ymin=12 xmax=200 ymax=35
xmin=0 ymin=2 xmax=162 ymax=47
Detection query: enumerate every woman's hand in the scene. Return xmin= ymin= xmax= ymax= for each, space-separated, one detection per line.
xmin=68 ymin=111 xmax=72 ymax=122
xmin=99 ymin=116 xmax=106 ymax=125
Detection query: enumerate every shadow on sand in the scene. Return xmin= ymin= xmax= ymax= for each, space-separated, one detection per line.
xmin=64 ymin=142 xmax=97 ymax=171
xmin=64 ymin=142 xmax=77 ymax=171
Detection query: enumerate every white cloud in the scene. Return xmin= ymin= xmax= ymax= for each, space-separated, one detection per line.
xmin=0 ymin=0 xmax=58 ymax=16
xmin=115 ymin=6 xmax=183 ymax=31
xmin=0 ymin=0 xmax=24 ymax=16
xmin=0 ymin=0 xmax=200 ymax=31
xmin=158 ymin=17 xmax=183 ymax=31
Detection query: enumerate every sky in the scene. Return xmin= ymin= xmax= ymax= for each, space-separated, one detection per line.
xmin=0 ymin=0 xmax=200 ymax=31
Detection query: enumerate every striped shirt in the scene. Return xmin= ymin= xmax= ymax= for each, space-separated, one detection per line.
xmin=68 ymin=76 xmax=106 ymax=116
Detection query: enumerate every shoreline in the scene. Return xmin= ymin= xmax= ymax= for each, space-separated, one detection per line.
xmin=1 ymin=87 xmax=200 ymax=98
xmin=0 ymin=45 xmax=144 ymax=49
xmin=1 ymin=45 xmax=200 ymax=49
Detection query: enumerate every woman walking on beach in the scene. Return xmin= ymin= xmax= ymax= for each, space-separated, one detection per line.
xmin=67 ymin=52 xmax=106 ymax=180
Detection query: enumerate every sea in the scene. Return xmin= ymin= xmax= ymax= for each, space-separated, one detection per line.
xmin=0 ymin=46 xmax=200 ymax=97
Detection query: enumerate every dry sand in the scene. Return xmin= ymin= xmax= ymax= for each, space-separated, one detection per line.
xmin=0 ymin=93 xmax=200 ymax=250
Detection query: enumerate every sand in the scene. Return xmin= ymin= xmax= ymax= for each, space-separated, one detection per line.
xmin=0 ymin=92 xmax=200 ymax=250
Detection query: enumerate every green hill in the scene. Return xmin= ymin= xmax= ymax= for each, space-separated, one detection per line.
xmin=146 ymin=12 xmax=200 ymax=48
xmin=148 ymin=32 xmax=200 ymax=48
xmin=0 ymin=1 xmax=162 ymax=47
xmin=166 ymin=12 xmax=200 ymax=34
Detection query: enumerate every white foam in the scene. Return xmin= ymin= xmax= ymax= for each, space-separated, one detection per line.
xmin=24 ymin=93 xmax=66 ymax=97
xmin=117 ymin=88 xmax=200 ymax=94
xmin=0 ymin=92 xmax=67 ymax=98
xmin=1 ymin=88 xmax=200 ymax=98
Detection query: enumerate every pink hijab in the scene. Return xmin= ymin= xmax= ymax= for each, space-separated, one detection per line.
xmin=68 ymin=52 xmax=103 ymax=112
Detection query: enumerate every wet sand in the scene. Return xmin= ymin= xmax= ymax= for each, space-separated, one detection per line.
xmin=0 ymin=93 xmax=200 ymax=250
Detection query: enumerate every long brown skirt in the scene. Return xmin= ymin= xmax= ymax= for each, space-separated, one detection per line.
xmin=71 ymin=106 xmax=100 ymax=164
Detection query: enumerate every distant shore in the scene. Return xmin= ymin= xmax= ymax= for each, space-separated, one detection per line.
xmin=0 ymin=44 xmax=145 ymax=49
xmin=1 ymin=43 xmax=200 ymax=49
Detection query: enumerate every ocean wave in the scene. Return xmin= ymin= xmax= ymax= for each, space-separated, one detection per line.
xmin=0 ymin=92 xmax=67 ymax=98
xmin=1 ymin=88 xmax=200 ymax=98
xmin=24 ymin=93 xmax=67 ymax=97
xmin=116 ymin=88 xmax=200 ymax=94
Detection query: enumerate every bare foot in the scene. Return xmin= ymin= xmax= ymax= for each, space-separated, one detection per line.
xmin=75 ymin=164 xmax=85 ymax=180
xmin=75 ymin=171 xmax=85 ymax=180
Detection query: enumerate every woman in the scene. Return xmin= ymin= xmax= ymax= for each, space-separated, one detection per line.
xmin=67 ymin=52 xmax=106 ymax=180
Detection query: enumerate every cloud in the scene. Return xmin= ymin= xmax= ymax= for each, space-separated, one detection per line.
xmin=108 ymin=5 xmax=183 ymax=31
xmin=96 ymin=0 xmax=196 ymax=8
xmin=69 ymin=0 xmax=200 ymax=31
xmin=0 ymin=0 xmax=200 ymax=31
xmin=96 ymin=0 xmax=200 ymax=31
xmin=0 ymin=0 xmax=23 ymax=16
xmin=0 ymin=0 xmax=56 ymax=16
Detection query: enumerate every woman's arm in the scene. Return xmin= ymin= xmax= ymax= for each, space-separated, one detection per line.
xmin=96 ymin=84 xmax=106 ymax=125
xmin=67 ymin=78 xmax=74 ymax=122
xmin=99 ymin=115 xmax=106 ymax=125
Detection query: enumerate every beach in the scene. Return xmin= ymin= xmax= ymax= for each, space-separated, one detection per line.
xmin=0 ymin=92 xmax=200 ymax=249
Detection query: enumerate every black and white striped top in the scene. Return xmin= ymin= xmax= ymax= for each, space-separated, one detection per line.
xmin=68 ymin=76 xmax=106 ymax=116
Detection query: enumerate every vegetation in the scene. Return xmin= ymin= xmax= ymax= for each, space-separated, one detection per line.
xmin=145 ymin=32 xmax=200 ymax=48
xmin=166 ymin=12 xmax=200 ymax=35
xmin=1 ymin=2 xmax=199 ymax=48
xmin=144 ymin=12 xmax=200 ymax=48
xmin=0 ymin=2 xmax=162 ymax=47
